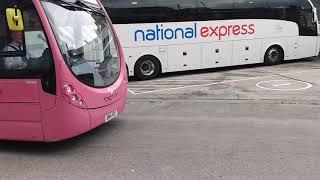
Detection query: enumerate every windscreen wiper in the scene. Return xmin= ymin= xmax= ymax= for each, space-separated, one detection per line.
xmin=71 ymin=0 xmax=105 ymax=16
xmin=76 ymin=0 xmax=103 ymax=13
xmin=56 ymin=0 xmax=104 ymax=16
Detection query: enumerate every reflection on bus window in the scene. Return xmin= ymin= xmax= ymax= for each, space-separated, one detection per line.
xmin=2 ymin=30 xmax=27 ymax=70
xmin=0 ymin=1 xmax=53 ymax=78
xmin=42 ymin=0 xmax=121 ymax=87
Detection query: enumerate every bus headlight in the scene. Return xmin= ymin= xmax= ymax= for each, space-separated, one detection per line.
xmin=61 ymin=82 xmax=87 ymax=109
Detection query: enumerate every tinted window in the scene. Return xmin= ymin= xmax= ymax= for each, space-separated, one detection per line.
xmin=234 ymin=0 xmax=267 ymax=8
xmin=313 ymin=0 xmax=320 ymax=19
xmin=105 ymin=0 xmax=315 ymax=28
xmin=268 ymin=0 xmax=290 ymax=8
xmin=298 ymin=9 xmax=318 ymax=35
xmin=202 ymin=0 xmax=234 ymax=9
xmin=177 ymin=0 xmax=198 ymax=21
xmin=0 ymin=0 xmax=54 ymax=80
xmin=295 ymin=0 xmax=312 ymax=9
xmin=105 ymin=0 xmax=178 ymax=23
xmin=104 ymin=0 xmax=197 ymax=23
xmin=233 ymin=0 xmax=268 ymax=19
xmin=198 ymin=0 xmax=234 ymax=20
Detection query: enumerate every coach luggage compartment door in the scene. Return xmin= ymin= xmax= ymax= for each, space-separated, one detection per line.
xmin=168 ymin=44 xmax=202 ymax=72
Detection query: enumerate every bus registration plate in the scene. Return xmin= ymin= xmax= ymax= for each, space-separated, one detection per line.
xmin=105 ymin=110 xmax=118 ymax=122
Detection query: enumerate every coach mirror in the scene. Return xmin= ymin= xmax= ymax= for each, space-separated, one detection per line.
xmin=6 ymin=7 xmax=24 ymax=31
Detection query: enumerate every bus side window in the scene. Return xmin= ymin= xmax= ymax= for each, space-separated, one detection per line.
xmin=105 ymin=0 xmax=198 ymax=23
xmin=0 ymin=18 xmax=5 ymax=70
xmin=0 ymin=14 xmax=6 ymax=70
xmin=0 ymin=3 xmax=27 ymax=72
xmin=104 ymin=0 xmax=144 ymax=24
xmin=295 ymin=0 xmax=312 ymax=9
xmin=0 ymin=16 xmax=5 ymax=51
xmin=198 ymin=0 xmax=234 ymax=21
xmin=1 ymin=8 xmax=18 ymax=54
xmin=0 ymin=57 xmax=4 ymax=70
xmin=298 ymin=10 xmax=318 ymax=36
xmin=234 ymin=0 xmax=268 ymax=19
xmin=22 ymin=1 xmax=55 ymax=93
xmin=299 ymin=15 xmax=307 ymax=27
xmin=0 ymin=0 xmax=55 ymax=94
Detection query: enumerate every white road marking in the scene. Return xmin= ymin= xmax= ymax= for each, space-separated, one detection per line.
xmin=272 ymin=83 xmax=292 ymax=87
xmin=128 ymin=89 xmax=137 ymax=95
xmin=132 ymin=75 xmax=275 ymax=95
xmin=256 ymin=80 xmax=312 ymax=91
xmin=129 ymin=69 xmax=320 ymax=95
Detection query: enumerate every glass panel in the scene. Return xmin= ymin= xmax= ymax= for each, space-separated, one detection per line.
xmin=104 ymin=0 xmax=197 ymax=23
xmin=198 ymin=0 xmax=234 ymax=20
xmin=42 ymin=0 xmax=121 ymax=87
xmin=0 ymin=1 xmax=24 ymax=56
xmin=295 ymin=0 xmax=312 ymax=9
xmin=0 ymin=0 xmax=53 ymax=79
xmin=234 ymin=0 xmax=267 ymax=8
xmin=299 ymin=9 xmax=318 ymax=35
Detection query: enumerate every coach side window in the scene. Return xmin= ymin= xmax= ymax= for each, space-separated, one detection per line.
xmin=103 ymin=0 xmax=138 ymax=24
xmin=298 ymin=9 xmax=318 ymax=36
xmin=314 ymin=1 xmax=320 ymax=22
xmin=121 ymin=0 xmax=163 ymax=23
xmin=234 ymin=0 xmax=268 ymax=19
xmin=173 ymin=0 xmax=198 ymax=22
xmin=295 ymin=0 xmax=312 ymax=9
xmin=141 ymin=0 xmax=179 ymax=23
xmin=234 ymin=0 xmax=267 ymax=9
xmin=267 ymin=0 xmax=291 ymax=20
xmin=198 ymin=0 xmax=234 ymax=21
xmin=104 ymin=0 xmax=198 ymax=23
xmin=104 ymin=0 xmax=180 ymax=23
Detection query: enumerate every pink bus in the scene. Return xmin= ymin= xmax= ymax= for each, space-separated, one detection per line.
xmin=0 ymin=0 xmax=128 ymax=142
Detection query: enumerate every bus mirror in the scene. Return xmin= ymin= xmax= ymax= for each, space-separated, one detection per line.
xmin=6 ymin=8 xmax=24 ymax=31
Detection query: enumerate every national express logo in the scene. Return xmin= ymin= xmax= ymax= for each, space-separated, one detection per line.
xmin=134 ymin=23 xmax=255 ymax=42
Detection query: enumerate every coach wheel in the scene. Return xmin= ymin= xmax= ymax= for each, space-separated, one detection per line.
xmin=135 ymin=56 xmax=161 ymax=80
xmin=264 ymin=46 xmax=284 ymax=65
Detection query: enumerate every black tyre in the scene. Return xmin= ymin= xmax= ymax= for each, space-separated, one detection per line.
xmin=134 ymin=56 xmax=161 ymax=80
xmin=264 ymin=46 xmax=284 ymax=65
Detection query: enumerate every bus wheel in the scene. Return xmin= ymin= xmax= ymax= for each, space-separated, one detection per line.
xmin=135 ymin=56 xmax=161 ymax=80
xmin=264 ymin=46 xmax=284 ymax=65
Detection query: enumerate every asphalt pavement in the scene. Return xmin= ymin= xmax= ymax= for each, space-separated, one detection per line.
xmin=1 ymin=58 xmax=320 ymax=180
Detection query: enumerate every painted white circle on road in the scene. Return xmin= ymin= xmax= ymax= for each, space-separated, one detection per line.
xmin=256 ymin=80 xmax=312 ymax=91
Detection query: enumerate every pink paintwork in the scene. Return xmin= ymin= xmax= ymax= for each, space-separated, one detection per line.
xmin=0 ymin=0 xmax=128 ymax=142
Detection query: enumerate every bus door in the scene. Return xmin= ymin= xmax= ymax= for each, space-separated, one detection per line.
xmin=297 ymin=5 xmax=319 ymax=58
xmin=0 ymin=1 xmax=55 ymax=125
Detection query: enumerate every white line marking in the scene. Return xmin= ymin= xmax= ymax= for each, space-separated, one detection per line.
xmin=272 ymin=83 xmax=292 ymax=87
xmin=131 ymin=79 xmax=219 ymax=82
xmin=130 ymin=84 xmax=207 ymax=87
xmin=131 ymin=69 xmax=320 ymax=95
xmin=133 ymin=75 xmax=275 ymax=95
xmin=256 ymin=80 xmax=312 ymax=91
xmin=128 ymin=89 xmax=137 ymax=95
